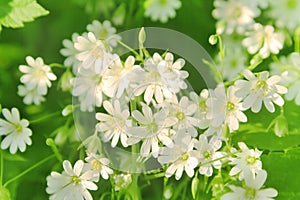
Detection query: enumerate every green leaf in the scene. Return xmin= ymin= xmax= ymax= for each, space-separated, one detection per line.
xmin=0 ymin=0 xmax=49 ymax=31
xmin=262 ymin=148 xmax=300 ymax=200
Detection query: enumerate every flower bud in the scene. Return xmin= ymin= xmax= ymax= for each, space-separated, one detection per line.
xmin=209 ymin=34 xmax=218 ymax=45
xmin=59 ymin=69 xmax=74 ymax=92
xmin=62 ymin=105 xmax=73 ymax=117
xmin=274 ymin=114 xmax=288 ymax=137
xmin=139 ymin=27 xmax=146 ymax=46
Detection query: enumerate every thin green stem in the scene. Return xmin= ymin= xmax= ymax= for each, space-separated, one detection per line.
xmin=117 ymin=40 xmax=139 ymax=57
xmin=199 ymin=152 xmax=235 ymax=168
xmin=144 ymin=172 xmax=165 ymax=180
xmin=49 ymin=63 xmax=66 ymax=69
xmin=30 ymin=111 xmax=61 ymax=124
xmin=3 ymin=154 xmax=55 ymax=187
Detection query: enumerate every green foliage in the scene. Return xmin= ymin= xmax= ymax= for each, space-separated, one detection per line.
xmin=0 ymin=0 xmax=49 ymax=32
xmin=262 ymin=148 xmax=300 ymax=200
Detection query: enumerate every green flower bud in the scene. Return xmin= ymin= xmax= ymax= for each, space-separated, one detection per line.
xmin=274 ymin=114 xmax=288 ymax=137
xmin=139 ymin=27 xmax=146 ymax=46
xmin=59 ymin=69 xmax=74 ymax=92
xmin=209 ymin=34 xmax=218 ymax=45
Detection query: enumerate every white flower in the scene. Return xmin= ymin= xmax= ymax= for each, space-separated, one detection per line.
xmin=207 ymin=85 xmax=247 ymax=132
xmin=162 ymin=52 xmax=188 ymax=93
xmin=270 ymin=52 xmax=300 ymax=105
xmin=128 ymin=104 xmax=176 ymax=158
xmin=221 ymin=170 xmax=278 ymax=200
xmin=84 ymin=153 xmax=113 ymax=181
xmin=72 ymin=54 xmax=116 ymax=112
xmin=133 ymin=53 xmax=186 ymax=104
xmin=75 ymin=32 xmax=111 ymax=74
xmin=46 ymin=160 xmax=98 ymax=200
xmin=96 ymin=100 xmax=131 ymax=147
xmin=0 ymin=108 xmax=32 ymax=154
xmin=158 ymin=134 xmax=198 ymax=180
xmin=144 ymin=0 xmax=181 ymax=23
xmin=212 ymin=0 xmax=260 ymax=34
xmin=18 ymin=85 xmax=45 ymax=105
xmin=268 ymin=0 xmax=300 ymax=32
xmin=60 ymin=32 xmax=81 ymax=73
xmin=195 ymin=135 xmax=224 ymax=177
xmin=229 ymin=142 xmax=262 ymax=180
xmin=242 ymin=23 xmax=284 ymax=58
xmin=189 ymin=89 xmax=210 ymax=129
xmin=113 ymin=174 xmax=132 ymax=191
xmin=216 ymin=40 xmax=247 ymax=80
xmin=102 ymin=55 xmax=142 ymax=98
xmin=167 ymin=96 xmax=199 ymax=137
xmin=234 ymin=69 xmax=288 ymax=113
xmin=19 ymin=56 xmax=57 ymax=95
xmin=86 ymin=20 xmax=121 ymax=48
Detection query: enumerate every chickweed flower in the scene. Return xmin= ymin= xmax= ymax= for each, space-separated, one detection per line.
xmin=229 ymin=142 xmax=262 ymax=180
xmin=268 ymin=0 xmax=300 ymax=32
xmin=242 ymin=23 xmax=284 ymax=59
xmin=86 ymin=20 xmax=121 ymax=49
xmin=158 ymin=134 xmax=198 ymax=180
xmin=207 ymin=85 xmax=247 ymax=132
xmin=221 ymin=170 xmax=278 ymax=200
xmin=144 ymin=0 xmax=182 ymax=23
xmin=46 ymin=160 xmax=98 ymax=200
xmin=235 ymin=69 xmax=288 ymax=113
xmin=19 ymin=56 xmax=57 ymax=95
xmin=96 ymin=100 xmax=131 ymax=148
xmin=212 ymin=0 xmax=260 ymax=34
xmin=270 ymin=52 xmax=300 ymax=105
xmin=0 ymin=108 xmax=32 ymax=154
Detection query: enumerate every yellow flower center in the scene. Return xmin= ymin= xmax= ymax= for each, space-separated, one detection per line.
xmin=176 ymin=111 xmax=185 ymax=121
xmin=203 ymin=150 xmax=212 ymax=160
xmin=199 ymin=101 xmax=207 ymax=112
xmin=256 ymin=80 xmax=267 ymax=90
xmin=91 ymin=159 xmax=102 ymax=171
xmin=71 ymin=176 xmax=81 ymax=185
xmin=33 ymin=69 xmax=46 ymax=80
xmin=14 ymin=124 xmax=23 ymax=133
xmin=246 ymin=156 xmax=257 ymax=165
xmin=147 ymin=122 xmax=159 ymax=133
xmin=99 ymin=29 xmax=108 ymax=40
xmin=245 ymin=187 xmax=256 ymax=199
xmin=181 ymin=153 xmax=189 ymax=161
xmin=226 ymin=102 xmax=235 ymax=112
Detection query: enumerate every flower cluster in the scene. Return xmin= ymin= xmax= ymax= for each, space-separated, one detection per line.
xmin=2 ymin=0 xmax=299 ymax=199
xmin=18 ymin=56 xmax=57 ymax=105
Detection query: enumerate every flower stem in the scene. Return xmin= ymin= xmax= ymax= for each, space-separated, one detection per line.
xmin=49 ymin=63 xmax=66 ymax=69
xmin=3 ymin=154 xmax=55 ymax=187
xmin=30 ymin=111 xmax=61 ymax=124
xmin=117 ymin=40 xmax=139 ymax=57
